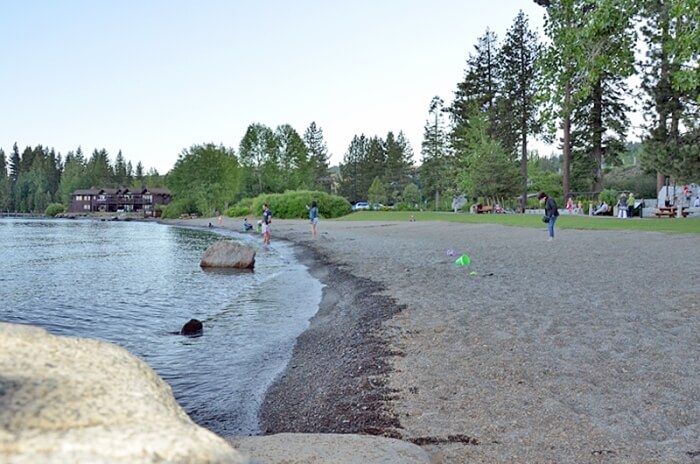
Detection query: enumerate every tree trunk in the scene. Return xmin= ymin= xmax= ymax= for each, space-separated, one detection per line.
xmin=562 ymin=80 xmax=572 ymax=198
xmin=520 ymin=70 xmax=529 ymax=213
xmin=592 ymin=79 xmax=604 ymax=195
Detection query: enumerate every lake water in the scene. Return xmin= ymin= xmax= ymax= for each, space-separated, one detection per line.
xmin=0 ymin=218 xmax=322 ymax=436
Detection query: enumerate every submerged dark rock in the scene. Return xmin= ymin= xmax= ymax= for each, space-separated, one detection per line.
xmin=181 ymin=319 xmax=203 ymax=336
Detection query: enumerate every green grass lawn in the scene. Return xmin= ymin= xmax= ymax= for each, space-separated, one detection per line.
xmin=338 ymin=211 xmax=700 ymax=235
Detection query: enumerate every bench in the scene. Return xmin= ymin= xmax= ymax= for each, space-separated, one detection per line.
xmin=655 ymin=207 xmax=690 ymax=218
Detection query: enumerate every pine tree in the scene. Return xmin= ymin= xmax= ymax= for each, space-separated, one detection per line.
xmin=421 ymin=96 xmax=452 ymax=210
xmin=114 ymin=150 xmax=128 ymax=186
xmin=497 ymin=11 xmax=541 ymax=211
xmin=9 ymin=143 xmax=20 ymax=183
xmin=383 ymin=131 xmax=414 ymax=204
xmin=303 ymin=122 xmax=331 ymax=192
xmin=86 ymin=149 xmax=115 ymax=188
xmin=639 ymin=0 xmax=700 ymax=186
xmin=135 ymin=161 xmax=145 ymax=186
xmin=0 ymin=149 xmax=9 ymax=211
xmin=452 ymin=29 xmax=500 ymax=123
xmin=339 ymin=135 xmax=369 ymax=202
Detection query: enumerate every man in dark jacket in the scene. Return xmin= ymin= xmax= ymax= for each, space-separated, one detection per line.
xmin=538 ymin=191 xmax=559 ymax=241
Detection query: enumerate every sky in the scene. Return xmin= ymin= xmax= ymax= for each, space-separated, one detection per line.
xmin=1 ymin=1 xmax=550 ymax=174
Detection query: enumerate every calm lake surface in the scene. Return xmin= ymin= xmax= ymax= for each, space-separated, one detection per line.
xmin=0 ymin=218 xmax=322 ymax=436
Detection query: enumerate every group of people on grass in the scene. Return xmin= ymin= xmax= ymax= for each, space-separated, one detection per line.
xmin=539 ymin=190 xmax=643 ymax=241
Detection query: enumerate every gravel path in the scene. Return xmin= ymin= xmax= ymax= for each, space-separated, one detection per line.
xmin=169 ymin=217 xmax=700 ymax=463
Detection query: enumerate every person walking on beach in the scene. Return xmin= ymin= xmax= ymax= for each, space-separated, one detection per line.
xmin=262 ymin=203 xmax=272 ymax=245
xmin=538 ymin=191 xmax=559 ymax=241
xmin=307 ymin=200 xmax=318 ymax=239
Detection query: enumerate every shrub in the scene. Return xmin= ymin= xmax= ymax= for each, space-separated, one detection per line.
xmin=226 ymin=197 xmax=254 ymax=218
xmin=161 ymin=198 xmax=199 ymax=219
xmin=231 ymin=190 xmax=352 ymax=220
xmin=45 ymin=203 xmax=65 ymax=217
xmin=599 ymin=188 xmax=619 ymax=206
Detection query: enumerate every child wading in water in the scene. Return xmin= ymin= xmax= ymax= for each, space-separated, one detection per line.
xmin=307 ymin=200 xmax=318 ymax=239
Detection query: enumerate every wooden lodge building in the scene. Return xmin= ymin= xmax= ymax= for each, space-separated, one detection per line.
xmin=68 ymin=187 xmax=171 ymax=216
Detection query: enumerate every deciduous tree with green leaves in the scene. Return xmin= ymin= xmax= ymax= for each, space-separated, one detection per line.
xmin=238 ymin=123 xmax=279 ymax=196
xmin=367 ymin=176 xmax=387 ymax=206
xmin=166 ymin=143 xmax=240 ymax=216
xmin=276 ymin=124 xmax=310 ymax=190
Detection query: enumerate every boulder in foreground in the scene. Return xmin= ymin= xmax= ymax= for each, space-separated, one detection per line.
xmin=200 ymin=240 xmax=256 ymax=269
xmin=0 ymin=322 xmax=245 ymax=464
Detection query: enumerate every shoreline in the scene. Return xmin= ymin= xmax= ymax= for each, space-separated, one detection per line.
xmin=162 ymin=217 xmax=404 ymax=437
xmin=163 ymin=216 xmax=700 ymax=463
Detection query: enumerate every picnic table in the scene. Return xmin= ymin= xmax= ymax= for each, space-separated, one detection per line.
xmin=655 ymin=206 xmax=690 ymax=218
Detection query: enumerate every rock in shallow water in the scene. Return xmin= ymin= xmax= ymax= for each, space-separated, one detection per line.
xmin=200 ymin=240 xmax=256 ymax=269
xmin=181 ymin=318 xmax=203 ymax=336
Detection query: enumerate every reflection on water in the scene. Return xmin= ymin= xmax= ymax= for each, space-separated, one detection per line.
xmin=0 ymin=218 xmax=321 ymax=436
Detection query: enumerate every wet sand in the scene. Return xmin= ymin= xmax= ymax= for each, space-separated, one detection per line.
xmin=167 ymin=217 xmax=700 ymax=463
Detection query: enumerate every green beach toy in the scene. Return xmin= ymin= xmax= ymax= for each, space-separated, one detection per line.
xmin=455 ymin=255 xmax=471 ymax=266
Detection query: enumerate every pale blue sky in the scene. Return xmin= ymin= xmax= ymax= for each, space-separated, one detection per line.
xmin=1 ymin=1 xmax=547 ymax=174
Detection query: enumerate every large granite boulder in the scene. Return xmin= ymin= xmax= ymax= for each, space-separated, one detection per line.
xmin=0 ymin=323 xmax=246 ymax=464
xmin=228 ymin=433 xmax=431 ymax=464
xmin=200 ymin=240 xmax=256 ymax=269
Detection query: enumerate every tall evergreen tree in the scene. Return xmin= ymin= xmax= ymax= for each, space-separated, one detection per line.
xmin=86 ymin=149 xmax=115 ymax=188
xmin=452 ymin=29 xmax=500 ymax=124
xmin=9 ymin=143 xmax=20 ymax=183
xmin=421 ymin=96 xmax=452 ymax=210
xmin=135 ymin=161 xmax=145 ymax=186
xmin=113 ymin=150 xmax=128 ymax=186
xmin=383 ymin=131 xmax=414 ymax=204
xmin=339 ymin=135 xmax=369 ymax=202
xmin=364 ymin=136 xmax=387 ymax=192
xmin=498 ymin=10 xmax=541 ymax=211
xmin=0 ymin=149 xmax=9 ymax=211
xmin=303 ymin=122 xmax=331 ymax=192
xmin=640 ymin=0 xmax=700 ymax=187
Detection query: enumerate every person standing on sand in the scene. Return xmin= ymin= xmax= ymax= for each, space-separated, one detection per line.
xmin=307 ymin=200 xmax=318 ymax=239
xmin=538 ymin=191 xmax=559 ymax=241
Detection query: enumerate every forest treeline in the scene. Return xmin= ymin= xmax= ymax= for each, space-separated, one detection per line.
xmin=1 ymin=2 xmax=697 ymax=215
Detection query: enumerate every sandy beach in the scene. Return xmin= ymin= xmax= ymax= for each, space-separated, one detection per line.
xmin=166 ymin=216 xmax=700 ymax=463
